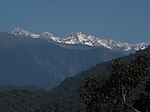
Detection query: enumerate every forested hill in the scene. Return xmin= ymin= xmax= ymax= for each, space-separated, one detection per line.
xmin=48 ymin=45 xmax=150 ymax=111
xmin=0 ymin=45 xmax=149 ymax=112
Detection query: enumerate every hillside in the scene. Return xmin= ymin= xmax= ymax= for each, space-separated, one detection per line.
xmin=48 ymin=45 xmax=150 ymax=111
xmin=0 ymin=46 xmax=149 ymax=112
xmin=0 ymin=32 xmax=123 ymax=88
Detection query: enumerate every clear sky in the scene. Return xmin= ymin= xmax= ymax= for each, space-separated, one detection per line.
xmin=0 ymin=0 xmax=149 ymax=43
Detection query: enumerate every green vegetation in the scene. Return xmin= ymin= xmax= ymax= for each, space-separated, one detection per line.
xmin=0 ymin=89 xmax=52 ymax=112
xmin=0 ymin=46 xmax=149 ymax=112
xmin=81 ymin=55 xmax=150 ymax=112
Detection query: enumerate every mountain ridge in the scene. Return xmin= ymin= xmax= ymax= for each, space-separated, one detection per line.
xmin=11 ymin=27 xmax=149 ymax=54
xmin=47 ymin=45 xmax=150 ymax=112
xmin=0 ymin=31 xmax=124 ymax=88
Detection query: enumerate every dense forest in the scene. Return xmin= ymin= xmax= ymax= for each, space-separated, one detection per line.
xmin=81 ymin=55 xmax=150 ymax=112
xmin=0 ymin=46 xmax=149 ymax=112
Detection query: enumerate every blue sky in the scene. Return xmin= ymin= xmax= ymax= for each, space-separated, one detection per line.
xmin=0 ymin=0 xmax=149 ymax=43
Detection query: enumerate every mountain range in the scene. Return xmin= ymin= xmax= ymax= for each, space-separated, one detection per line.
xmin=0 ymin=31 xmax=123 ymax=88
xmin=12 ymin=27 xmax=148 ymax=54
xmin=0 ymin=43 xmax=149 ymax=112
xmin=0 ymin=27 xmax=148 ymax=89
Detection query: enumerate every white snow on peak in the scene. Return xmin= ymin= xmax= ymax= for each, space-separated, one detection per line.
xmin=11 ymin=27 xmax=149 ymax=53
xmin=12 ymin=27 xmax=40 ymax=38
xmin=12 ymin=27 xmax=31 ymax=36
xmin=62 ymin=32 xmax=99 ymax=46
xmin=11 ymin=27 xmax=60 ymax=41
xmin=133 ymin=43 xmax=147 ymax=51
xmin=42 ymin=32 xmax=54 ymax=37
xmin=41 ymin=32 xmax=61 ymax=42
xmin=61 ymin=32 xmax=148 ymax=52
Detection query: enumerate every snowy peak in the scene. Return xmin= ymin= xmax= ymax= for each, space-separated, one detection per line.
xmin=62 ymin=32 xmax=98 ymax=46
xmin=12 ymin=27 xmax=31 ymax=36
xmin=11 ymin=27 xmax=149 ymax=53
xmin=11 ymin=27 xmax=60 ymax=41
xmin=62 ymin=32 xmax=148 ymax=53
xmin=62 ymin=32 xmax=118 ymax=49
xmin=12 ymin=27 xmax=40 ymax=38
xmin=41 ymin=32 xmax=61 ymax=42
xmin=132 ymin=43 xmax=148 ymax=51
xmin=42 ymin=32 xmax=54 ymax=38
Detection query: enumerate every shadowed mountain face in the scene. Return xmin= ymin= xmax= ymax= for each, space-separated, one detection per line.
xmin=0 ymin=33 xmax=149 ymax=112
xmin=0 ymin=32 xmax=124 ymax=88
xmin=48 ymin=46 xmax=150 ymax=112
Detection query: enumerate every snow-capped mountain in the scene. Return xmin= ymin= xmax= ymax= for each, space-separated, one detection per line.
xmin=12 ymin=27 xmax=60 ymax=42
xmin=12 ymin=27 xmax=41 ymax=38
xmin=41 ymin=32 xmax=61 ymax=42
xmin=61 ymin=32 xmax=148 ymax=53
xmin=0 ymin=31 xmax=125 ymax=89
xmin=11 ymin=27 xmax=149 ymax=53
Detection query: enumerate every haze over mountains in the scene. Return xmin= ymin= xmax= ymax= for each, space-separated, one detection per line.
xmin=0 ymin=28 xmax=148 ymax=89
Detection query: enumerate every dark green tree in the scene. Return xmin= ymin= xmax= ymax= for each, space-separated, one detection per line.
xmin=81 ymin=55 xmax=150 ymax=112
xmin=133 ymin=79 xmax=150 ymax=112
